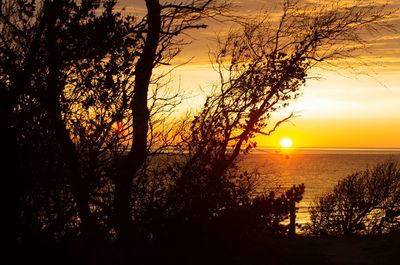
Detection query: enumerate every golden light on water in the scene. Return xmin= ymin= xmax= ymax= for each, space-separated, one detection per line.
xmin=280 ymin=137 xmax=293 ymax=148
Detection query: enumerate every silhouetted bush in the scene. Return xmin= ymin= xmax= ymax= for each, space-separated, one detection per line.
xmin=307 ymin=161 xmax=400 ymax=235
xmin=210 ymin=184 xmax=305 ymax=236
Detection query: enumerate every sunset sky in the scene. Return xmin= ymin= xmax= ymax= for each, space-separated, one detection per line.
xmin=123 ymin=0 xmax=400 ymax=149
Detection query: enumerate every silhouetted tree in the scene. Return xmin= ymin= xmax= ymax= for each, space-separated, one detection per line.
xmin=308 ymin=161 xmax=400 ymax=236
xmin=186 ymin=0 xmax=394 ymax=170
xmin=162 ymin=0 xmax=394 ymax=236
xmin=110 ymin=0 xmax=230 ymax=244
xmin=1 ymin=0 xmax=395 ymax=256
xmin=0 ymin=0 xmax=140 ymax=242
xmin=2 ymin=0 xmax=231 ymax=244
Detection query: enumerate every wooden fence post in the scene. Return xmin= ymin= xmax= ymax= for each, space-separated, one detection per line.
xmin=289 ymin=200 xmax=296 ymax=237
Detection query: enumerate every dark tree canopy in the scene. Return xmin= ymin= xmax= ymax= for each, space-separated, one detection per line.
xmin=1 ymin=0 xmax=395 ymax=263
xmin=308 ymin=161 xmax=400 ymax=236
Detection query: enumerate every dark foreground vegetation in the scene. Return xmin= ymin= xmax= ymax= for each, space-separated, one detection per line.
xmin=2 ymin=0 xmax=398 ymax=264
xmin=309 ymin=161 xmax=400 ymax=236
xmin=11 ymin=231 xmax=400 ymax=265
xmin=12 ymin=161 xmax=400 ymax=264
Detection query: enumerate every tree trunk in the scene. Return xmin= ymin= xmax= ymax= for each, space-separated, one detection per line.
xmin=47 ymin=92 xmax=95 ymax=238
xmin=43 ymin=1 xmax=95 ymax=239
xmin=114 ymin=0 xmax=161 ymax=244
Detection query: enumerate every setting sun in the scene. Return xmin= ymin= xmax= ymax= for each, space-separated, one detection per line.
xmin=280 ymin=137 xmax=293 ymax=148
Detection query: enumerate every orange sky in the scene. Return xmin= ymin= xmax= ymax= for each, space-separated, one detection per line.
xmin=123 ymin=0 xmax=400 ymax=148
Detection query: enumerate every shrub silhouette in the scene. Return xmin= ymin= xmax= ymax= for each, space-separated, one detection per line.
xmin=308 ymin=161 xmax=400 ymax=235
xmin=210 ymin=184 xmax=305 ymax=236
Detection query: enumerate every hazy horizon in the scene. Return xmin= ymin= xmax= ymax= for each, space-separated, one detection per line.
xmin=255 ymin=146 xmax=400 ymax=150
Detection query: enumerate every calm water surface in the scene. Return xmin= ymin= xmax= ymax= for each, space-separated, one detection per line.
xmin=239 ymin=148 xmax=400 ymax=223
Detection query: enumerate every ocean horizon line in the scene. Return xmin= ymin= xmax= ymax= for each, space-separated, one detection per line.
xmin=254 ymin=146 xmax=400 ymax=152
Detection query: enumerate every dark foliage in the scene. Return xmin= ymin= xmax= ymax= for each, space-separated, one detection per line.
xmin=209 ymin=184 xmax=305 ymax=236
xmin=0 ymin=1 xmax=395 ymax=263
xmin=308 ymin=161 xmax=400 ymax=235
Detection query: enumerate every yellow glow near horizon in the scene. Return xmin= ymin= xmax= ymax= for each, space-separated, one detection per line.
xmin=168 ymin=64 xmax=400 ymax=149
xmin=280 ymin=137 xmax=293 ymax=148
xmin=126 ymin=1 xmax=400 ymax=149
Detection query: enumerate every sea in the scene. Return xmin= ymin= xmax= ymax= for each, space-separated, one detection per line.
xmin=238 ymin=148 xmax=400 ymax=224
